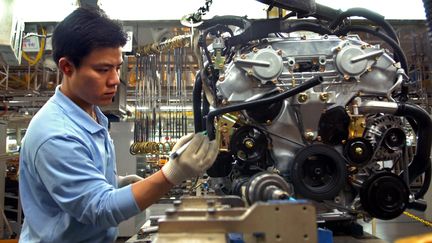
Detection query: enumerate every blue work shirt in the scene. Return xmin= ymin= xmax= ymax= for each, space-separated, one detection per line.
xmin=19 ymin=86 xmax=140 ymax=243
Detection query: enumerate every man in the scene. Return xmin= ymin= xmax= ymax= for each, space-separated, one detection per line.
xmin=18 ymin=7 xmax=218 ymax=243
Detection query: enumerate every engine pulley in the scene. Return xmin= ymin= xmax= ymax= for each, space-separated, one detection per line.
xmin=230 ymin=126 xmax=268 ymax=164
xmin=343 ymin=138 xmax=374 ymax=166
xmin=290 ymin=144 xmax=347 ymax=200
xmin=246 ymin=92 xmax=283 ymax=123
xmin=360 ymin=172 xmax=409 ymax=220
xmin=383 ymin=127 xmax=406 ymax=151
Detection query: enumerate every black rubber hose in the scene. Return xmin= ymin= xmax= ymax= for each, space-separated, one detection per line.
xmin=312 ymin=3 xmax=343 ymax=21
xmin=199 ymin=15 xmax=251 ymax=30
xmin=423 ymin=0 xmax=432 ymax=47
xmin=192 ymin=73 xmax=203 ymax=133
xmin=280 ymin=20 xmax=332 ymax=35
xmin=202 ymin=91 xmax=210 ymax=131
xmin=229 ymin=19 xmax=331 ymax=46
xmin=395 ymin=103 xmax=432 ymax=183
xmin=205 ymin=76 xmax=323 ymax=140
xmin=329 ymin=8 xmax=400 ymax=45
xmin=414 ymin=159 xmax=431 ymax=199
xmin=334 ymin=25 xmax=408 ymax=73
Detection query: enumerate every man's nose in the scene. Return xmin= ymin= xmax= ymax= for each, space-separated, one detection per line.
xmin=108 ymin=69 xmax=121 ymax=86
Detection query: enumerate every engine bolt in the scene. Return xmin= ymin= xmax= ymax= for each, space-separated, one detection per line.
xmin=277 ymin=49 xmax=283 ymax=55
xmin=222 ymin=99 xmax=228 ymax=105
xmin=305 ymin=132 xmax=314 ymax=140
xmin=253 ymin=47 xmax=259 ymax=53
xmin=361 ymin=44 xmax=367 ymax=49
xmin=298 ymin=93 xmax=308 ymax=103
xmin=266 ymin=120 xmax=272 ymax=125
xmin=247 ymin=70 xmax=253 ymax=76
xmin=241 ymin=54 xmax=247 ymax=59
xmin=355 ymin=147 xmax=363 ymax=155
xmin=219 ymin=75 xmax=225 ymax=81
xmin=319 ymin=92 xmax=329 ymax=102
xmin=343 ymin=74 xmax=350 ymax=80
xmin=335 ymin=46 xmax=342 ymax=52
xmin=367 ymin=67 xmax=373 ymax=72
xmin=244 ymin=139 xmax=255 ymax=149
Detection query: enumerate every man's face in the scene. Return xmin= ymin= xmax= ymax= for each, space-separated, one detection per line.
xmin=66 ymin=47 xmax=123 ymax=109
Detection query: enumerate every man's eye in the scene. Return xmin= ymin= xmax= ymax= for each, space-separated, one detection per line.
xmin=96 ymin=68 xmax=109 ymax=73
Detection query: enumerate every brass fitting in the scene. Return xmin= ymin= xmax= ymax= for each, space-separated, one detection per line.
xmin=355 ymin=147 xmax=363 ymax=155
xmin=305 ymin=131 xmax=315 ymax=141
xmin=319 ymin=92 xmax=329 ymax=102
xmin=298 ymin=93 xmax=308 ymax=103
xmin=244 ymin=139 xmax=255 ymax=149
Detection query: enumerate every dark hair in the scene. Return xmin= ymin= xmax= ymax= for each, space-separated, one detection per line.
xmin=52 ymin=7 xmax=127 ymax=68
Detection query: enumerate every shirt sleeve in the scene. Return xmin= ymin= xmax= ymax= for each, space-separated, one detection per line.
xmin=34 ymin=135 xmax=141 ymax=228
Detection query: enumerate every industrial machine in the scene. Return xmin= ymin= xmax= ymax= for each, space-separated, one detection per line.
xmin=189 ymin=0 xmax=432 ymax=224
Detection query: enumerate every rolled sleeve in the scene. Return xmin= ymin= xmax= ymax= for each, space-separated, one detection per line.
xmin=35 ymin=136 xmax=140 ymax=227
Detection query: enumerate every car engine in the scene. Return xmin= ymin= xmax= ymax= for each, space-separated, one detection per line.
xmin=189 ymin=0 xmax=432 ymax=223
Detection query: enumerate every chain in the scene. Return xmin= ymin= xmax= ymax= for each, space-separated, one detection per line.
xmin=188 ymin=0 xmax=213 ymax=23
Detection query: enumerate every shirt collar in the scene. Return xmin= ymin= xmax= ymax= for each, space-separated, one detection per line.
xmin=52 ymin=85 xmax=108 ymax=134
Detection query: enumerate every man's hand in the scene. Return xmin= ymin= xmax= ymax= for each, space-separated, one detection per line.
xmin=161 ymin=133 xmax=219 ymax=185
xmin=118 ymin=174 xmax=144 ymax=188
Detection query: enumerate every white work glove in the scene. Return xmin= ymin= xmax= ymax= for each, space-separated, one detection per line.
xmin=162 ymin=133 xmax=219 ymax=185
xmin=117 ymin=174 xmax=144 ymax=188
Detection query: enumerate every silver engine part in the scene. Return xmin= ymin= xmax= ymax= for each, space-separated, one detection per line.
xmin=197 ymin=16 xmax=430 ymax=222
xmin=216 ymin=35 xmax=399 ymax=171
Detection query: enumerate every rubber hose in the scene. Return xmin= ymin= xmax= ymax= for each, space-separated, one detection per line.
xmin=206 ymin=76 xmax=323 ymax=140
xmin=396 ymin=103 xmax=432 ymax=183
xmin=192 ymin=74 xmax=203 ymax=133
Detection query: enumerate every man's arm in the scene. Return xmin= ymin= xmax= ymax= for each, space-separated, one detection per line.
xmin=131 ymin=171 xmax=173 ymax=210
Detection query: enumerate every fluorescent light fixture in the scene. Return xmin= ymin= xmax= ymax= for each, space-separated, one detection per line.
xmin=14 ymin=0 xmax=426 ymax=22
xmin=16 ymin=0 xmax=77 ymax=22
xmin=316 ymin=0 xmax=426 ymax=19
xmin=136 ymin=105 xmax=192 ymax=111
xmin=99 ymin=0 xmax=268 ymax=20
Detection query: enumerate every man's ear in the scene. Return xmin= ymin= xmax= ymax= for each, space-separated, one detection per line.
xmin=58 ymin=57 xmax=75 ymax=76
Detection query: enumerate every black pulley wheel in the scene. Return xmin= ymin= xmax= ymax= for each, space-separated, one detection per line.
xmin=383 ymin=127 xmax=406 ymax=151
xmin=230 ymin=126 xmax=268 ymax=163
xmin=344 ymin=138 xmax=374 ymax=166
xmin=291 ymin=144 xmax=347 ymax=200
xmin=360 ymin=172 xmax=409 ymax=220
xmin=246 ymin=100 xmax=283 ymax=123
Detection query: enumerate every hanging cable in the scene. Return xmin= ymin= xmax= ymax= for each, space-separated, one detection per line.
xmin=22 ymin=28 xmax=47 ymax=66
